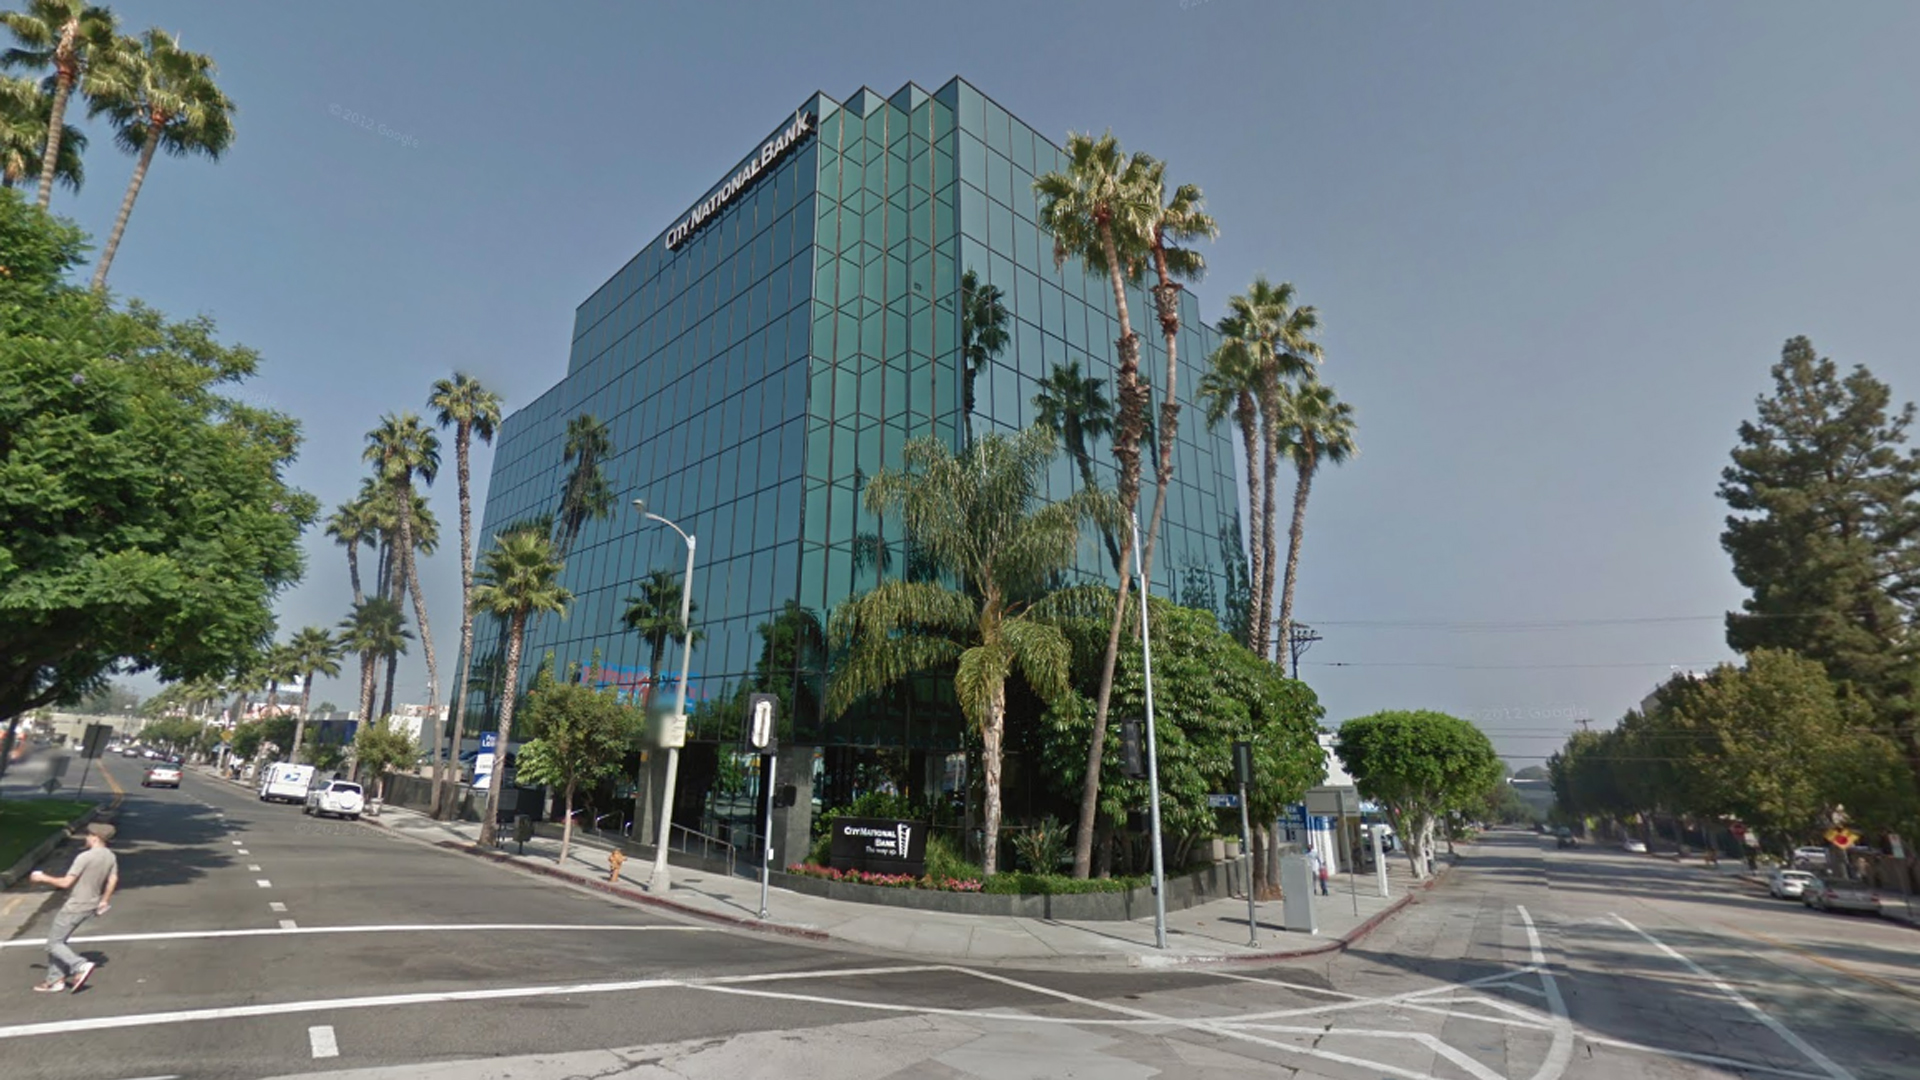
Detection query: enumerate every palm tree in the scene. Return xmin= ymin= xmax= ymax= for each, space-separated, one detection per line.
xmin=554 ymin=412 xmax=613 ymax=557
xmin=621 ymin=568 xmax=701 ymax=709
xmin=1198 ymin=320 xmax=1265 ymax=649
xmin=364 ymin=413 xmax=441 ymax=744
xmin=0 ymin=75 xmax=84 ymax=193
xmin=1033 ymin=360 xmax=1121 ymax=573
xmin=958 ymin=269 xmax=1009 ymax=443
xmin=1274 ymin=379 xmax=1356 ymax=662
xmin=287 ymin=626 xmax=343 ymax=766
xmin=827 ymin=426 xmax=1111 ymax=875
xmin=325 ymin=497 xmax=378 ymax=607
xmin=1034 ymin=130 xmax=1158 ymax=879
xmin=1135 ymin=158 xmax=1215 ymax=591
xmin=0 ymin=0 xmax=115 ymax=209
xmin=470 ymin=530 xmax=573 ymax=847
xmin=262 ymin=641 xmax=299 ymax=719
xmin=83 ymin=27 xmax=234 ymax=292
xmin=338 ymin=596 xmax=410 ymax=726
xmin=1231 ymin=278 xmax=1322 ymax=661
xmin=429 ymin=372 xmax=503 ymax=818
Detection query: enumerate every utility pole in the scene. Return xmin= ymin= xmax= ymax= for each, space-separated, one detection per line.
xmin=1286 ymin=623 xmax=1322 ymax=679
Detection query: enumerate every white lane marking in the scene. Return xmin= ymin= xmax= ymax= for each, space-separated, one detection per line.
xmin=279 ymin=920 xmax=298 ymax=930
xmin=307 ymin=1024 xmax=339 ymax=1059
xmin=269 ymin=902 xmax=288 ymax=913
xmin=246 ymin=865 xmax=261 ymax=872
xmin=255 ymin=880 xmax=272 ymax=889
xmin=0 ymin=965 xmax=929 ymax=1040
xmin=1221 ymin=965 xmax=1540 ymax=1022
xmin=1516 ymin=905 xmax=1575 ymax=1080
xmin=230 ymin=840 xmax=242 ymax=846
xmin=237 ymin=849 xmax=249 ymax=855
xmin=1612 ymin=914 xmax=1857 ymax=1080
xmin=1 ymin=923 xmax=717 ymax=948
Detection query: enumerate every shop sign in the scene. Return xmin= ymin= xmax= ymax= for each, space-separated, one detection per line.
xmin=829 ymin=816 xmax=926 ymax=875
xmin=664 ymin=108 xmax=813 ymax=251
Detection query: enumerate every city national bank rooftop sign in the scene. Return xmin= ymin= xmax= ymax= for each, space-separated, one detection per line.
xmin=663 ymin=108 xmax=813 ymax=251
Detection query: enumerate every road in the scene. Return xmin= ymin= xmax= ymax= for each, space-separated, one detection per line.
xmin=2 ymin=769 xmax=1916 ymax=1079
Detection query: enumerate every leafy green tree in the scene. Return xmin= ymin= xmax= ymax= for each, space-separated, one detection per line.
xmin=1511 ymin=764 xmax=1550 ymax=781
xmin=1032 ymin=360 xmax=1120 ymax=572
xmin=1335 ymin=710 xmax=1503 ymax=879
xmin=748 ymin=601 xmax=825 ymax=729
xmin=0 ymin=190 xmax=313 ymax=752
xmin=469 ymin=530 xmax=573 ymax=847
xmin=516 ymin=663 xmax=643 ymax=862
xmin=1274 ymin=379 xmax=1356 ymax=661
xmin=429 ymin=371 xmax=502 ymax=818
xmin=83 ymin=27 xmax=234 ymax=292
xmin=827 ymin=426 xmax=1112 ymax=875
xmin=1035 ymin=130 xmax=1160 ymax=880
xmin=1720 ymin=336 xmax=1920 ymax=798
xmin=287 ymin=626 xmax=342 ymax=765
xmin=621 ymin=568 xmax=700 ymax=709
xmin=0 ymin=0 xmax=116 ymax=209
xmin=350 ymin=719 xmax=418 ymax=811
xmin=0 ymin=73 xmax=85 ymax=193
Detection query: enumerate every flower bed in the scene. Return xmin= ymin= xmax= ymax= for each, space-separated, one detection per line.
xmin=786 ymin=863 xmax=983 ymax=892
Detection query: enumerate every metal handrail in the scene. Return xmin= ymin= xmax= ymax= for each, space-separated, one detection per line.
xmin=668 ymin=821 xmax=735 ymax=878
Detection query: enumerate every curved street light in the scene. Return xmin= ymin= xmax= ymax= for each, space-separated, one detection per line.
xmin=633 ymin=498 xmax=696 ymax=893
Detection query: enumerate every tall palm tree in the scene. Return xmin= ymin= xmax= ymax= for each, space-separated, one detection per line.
xmin=325 ymin=497 xmax=378 ymax=607
xmin=338 ymin=596 xmax=409 ymax=726
xmin=470 ymin=530 xmax=573 ymax=847
xmin=83 ymin=27 xmax=234 ymax=292
xmin=826 ymin=426 xmax=1111 ymax=875
xmin=1232 ymin=279 xmax=1322 ymax=662
xmin=958 ymin=269 xmax=1009 ymax=444
xmin=0 ymin=75 xmax=84 ymax=193
xmin=364 ymin=413 xmax=441 ymax=741
xmin=1197 ymin=319 xmax=1265 ymax=649
xmin=287 ymin=626 xmax=343 ymax=766
xmin=1135 ymin=158 xmax=1215 ymax=590
xmin=429 ymin=372 xmax=502 ymax=818
xmin=0 ymin=0 xmax=115 ymax=209
xmin=1032 ymin=360 xmax=1120 ymax=572
xmin=262 ymin=641 xmax=299 ymax=719
xmin=622 ymin=568 xmax=701 ymax=708
xmin=1275 ymin=379 xmax=1357 ymax=663
xmin=1034 ymin=129 xmax=1158 ymax=879
xmin=554 ymin=412 xmax=613 ymax=557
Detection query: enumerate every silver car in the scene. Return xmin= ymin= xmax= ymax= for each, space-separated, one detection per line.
xmin=1768 ymin=869 xmax=1817 ymax=900
xmin=1802 ymin=876 xmax=1881 ymax=914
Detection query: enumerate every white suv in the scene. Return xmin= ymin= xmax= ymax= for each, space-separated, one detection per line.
xmin=305 ymin=779 xmax=365 ymax=820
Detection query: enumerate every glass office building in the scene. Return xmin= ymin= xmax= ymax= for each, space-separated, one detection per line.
xmin=469 ymin=78 xmax=1246 ymax=809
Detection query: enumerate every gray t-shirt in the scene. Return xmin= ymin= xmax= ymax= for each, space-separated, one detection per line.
xmin=62 ymin=846 xmax=117 ymax=913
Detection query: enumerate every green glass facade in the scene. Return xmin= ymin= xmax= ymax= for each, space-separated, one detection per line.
xmin=469 ymin=79 xmax=1246 ymax=773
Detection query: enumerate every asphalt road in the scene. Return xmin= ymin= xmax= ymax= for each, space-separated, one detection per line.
xmin=3 ymin=770 xmax=1916 ymax=1079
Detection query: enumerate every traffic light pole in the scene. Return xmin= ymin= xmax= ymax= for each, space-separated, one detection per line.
xmin=1132 ymin=512 xmax=1169 ymax=951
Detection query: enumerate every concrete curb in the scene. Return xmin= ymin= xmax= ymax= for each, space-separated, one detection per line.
xmin=0 ymin=801 xmax=103 ymax=890
xmin=1130 ymin=863 xmax=1449 ymax=968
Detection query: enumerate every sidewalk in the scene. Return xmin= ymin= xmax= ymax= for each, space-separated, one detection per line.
xmin=365 ymin=799 xmax=1439 ymax=969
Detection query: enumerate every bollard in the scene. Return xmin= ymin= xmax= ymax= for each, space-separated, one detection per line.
xmin=608 ymin=848 xmax=627 ymax=882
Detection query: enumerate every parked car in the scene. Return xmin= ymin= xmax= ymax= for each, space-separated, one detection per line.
xmin=142 ymin=763 xmax=182 ymax=788
xmin=1623 ymin=838 xmax=1648 ymax=854
xmin=304 ymin=779 xmax=365 ymax=820
xmin=1803 ymin=876 xmax=1882 ymax=915
xmin=1555 ymin=826 xmax=1578 ymax=850
xmin=1768 ymin=869 xmax=1818 ymax=900
xmin=1792 ymin=846 xmax=1830 ymax=868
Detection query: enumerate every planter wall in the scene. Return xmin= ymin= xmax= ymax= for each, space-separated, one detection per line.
xmin=773 ymin=858 xmax=1248 ymax=921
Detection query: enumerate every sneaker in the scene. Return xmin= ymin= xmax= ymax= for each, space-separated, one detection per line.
xmin=67 ymin=963 xmax=94 ymax=992
xmin=33 ymin=980 xmax=65 ymax=992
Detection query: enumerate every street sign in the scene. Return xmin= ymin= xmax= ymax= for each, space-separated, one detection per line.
xmin=1206 ymin=793 xmax=1240 ymax=809
xmin=80 ymin=723 xmax=110 ymax=759
xmin=1826 ymin=828 xmax=1861 ymax=849
xmin=659 ymin=711 xmax=687 ymax=750
xmin=747 ymin=693 xmax=777 ymax=752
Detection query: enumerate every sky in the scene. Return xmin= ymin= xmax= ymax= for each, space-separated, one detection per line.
xmin=53 ymin=2 xmax=1920 ymax=767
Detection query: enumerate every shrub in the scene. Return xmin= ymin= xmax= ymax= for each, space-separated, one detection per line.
xmin=981 ymin=872 xmax=1147 ymax=895
xmin=1009 ymin=816 xmax=1069 ymax=873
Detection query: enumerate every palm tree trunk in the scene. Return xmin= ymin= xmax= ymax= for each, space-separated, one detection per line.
xmin=396 ymin=482 xmax=438 ymax=787
xmin=1277 ymin=452 xmax=1316 ymax=664
xmin=358 ymin=651 xmax=376 ymax=725
xmin=559 ymin=778 xmax=576 ymax=864
xmin=1073 ymin=223 xmax=1145 ymax=881
xmin=478 ymin=614 xmax=528 ymax=848
xmin=1257 ymin=416 xmax=1282 ymax=662
xmin=1136 ymin=268 xmax=1184 ymax=589
xmin=292 ymin=678 xmax=314 ymax=767
xmin=1236 ymin=396 xmax=1264 ymax=649
xmin=435 ymin=421 xmax=476 ymax=819
xmin=346 ymin=544 xmax=362 ymax=608
xmin=90 ymin=118 xmax=159 ymax=293
xmin=35 ymin=52 xmax=75 ymax=210
xmin=981 ymin=679 xmax=1008 ymax=877
xmin=381 ymin=650 xmax=398 ymax=720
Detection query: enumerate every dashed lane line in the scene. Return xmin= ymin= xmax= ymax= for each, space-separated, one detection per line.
xmin=279 ymin=920 xmax=298 ymax=930
xmin=256 ymin=880 xmax=272 ymax=889
xmin=269 ymin=903 xmax=288 ymax=913
xmin=246 ymin=865 xmax=261 ymax=872
xmin=0 ymin=923 xmax=717 ymax=948
xmin=308 ymin=1024 xmax=338 ymax=1059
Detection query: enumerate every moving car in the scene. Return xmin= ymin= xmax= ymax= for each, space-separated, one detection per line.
xmin=142 ymin=763 xmax=182 ymax=788
xmin=1803 ymin=876 xmax=1882 ymax=915
xmin=304 ymin=779 xmax=364 ymax=820
xmin=1555 ymin=826 xmax=1577 ymax=850
xmin=1792 ymin=846 xmax=1829 ymax=868
xmin=258 ymin=762 xmax=316 ymax=804
xmin=1623 ymin=838 xmax=1648 ymax=854
xmin=1768 ymin=869 xmax=1818 ymax=900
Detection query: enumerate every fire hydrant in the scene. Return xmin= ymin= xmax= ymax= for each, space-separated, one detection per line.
xmin=608 ymin=849 xmax=626 ymax=882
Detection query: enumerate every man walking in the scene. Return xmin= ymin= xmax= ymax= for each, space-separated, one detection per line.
xmin=28 ymin=823 xmax=118 ymax=993
xmin=1309 ymin=847 xmax=1329 ymax=896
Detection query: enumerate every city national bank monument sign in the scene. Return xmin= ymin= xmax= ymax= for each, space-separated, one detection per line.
xmin=663 ymin=108 xmax=813 ymax=251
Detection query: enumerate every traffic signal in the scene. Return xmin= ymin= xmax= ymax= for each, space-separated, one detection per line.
xmin=1120 ymin=717 xmax=1146 ymax=779
xmin=1233 ymin=740 xmax=1253 ymax=788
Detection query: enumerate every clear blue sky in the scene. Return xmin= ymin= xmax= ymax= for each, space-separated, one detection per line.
xmin=66 ymin=2 xmax=1919 ymax=766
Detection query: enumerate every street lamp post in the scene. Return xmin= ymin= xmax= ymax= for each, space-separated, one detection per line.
xmin=1131 ymin=511 xmax=1169 ymax=950
xmin=634 ymin=498 xmax=696 ymax=894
